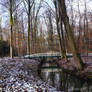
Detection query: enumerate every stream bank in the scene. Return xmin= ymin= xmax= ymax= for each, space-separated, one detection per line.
xmin=57 ymin=56 xmax=92 ymax=80
xmin=38 ymin=59 xmax=92 ymax=92
xmin=0 ymin=56 xmax=92 ymax=92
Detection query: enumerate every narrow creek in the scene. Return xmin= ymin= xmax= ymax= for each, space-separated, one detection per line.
xmin=39 ymin=61 xmax=92 ymax=92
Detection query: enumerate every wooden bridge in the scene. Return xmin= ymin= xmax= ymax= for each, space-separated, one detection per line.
xmin=24 ymin=53 xmax=92 ymax=60
xmin=24 ymin=53 xmax=73 ymax=60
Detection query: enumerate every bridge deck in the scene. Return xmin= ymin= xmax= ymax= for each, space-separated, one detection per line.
xmin=24 ymin=53 xmax=73 ymax=59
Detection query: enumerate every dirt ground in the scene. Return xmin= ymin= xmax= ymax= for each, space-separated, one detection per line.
xmin=58 ymin=56 xmax=92 ymax=80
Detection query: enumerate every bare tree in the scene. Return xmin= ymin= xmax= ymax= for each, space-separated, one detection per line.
xmin=83 ymin=1 xmax=89 ymax=55
xmin=54 ymin=0 xmax=65 ymax=57
xmin=23 ymin=0 xmax=34 ymax=55
xmin=9 ymin=0 xmax=13 ymax=58
xmin=57 ymin=0 xmax=84 ymax=70
xmin=46 ymin=8 xmax=54 ymax=51
xmin=0 ymin=18 xmax=2 ymax=40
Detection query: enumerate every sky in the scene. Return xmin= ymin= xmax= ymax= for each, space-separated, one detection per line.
xmin=69 ymin=0 xmax=92 ymax=12
xmin=0 ymin=0 xmax=92 ymax=28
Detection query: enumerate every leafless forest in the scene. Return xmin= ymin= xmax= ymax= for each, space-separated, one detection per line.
xmin=0 ymin=0 xmax=92 ymax=91
xmin=0 ymin=0 xmax=92 ymax=77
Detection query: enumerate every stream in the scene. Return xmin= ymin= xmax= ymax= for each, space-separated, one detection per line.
xmin=39 ymin=61 xmax=92 ymax=92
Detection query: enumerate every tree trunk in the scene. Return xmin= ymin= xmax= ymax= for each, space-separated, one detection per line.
xmin=10 ymin=0 xmax=13 ymax=58
xmin=58 ymin=0 xmax=84 ymax=70
xmin=0 ymin=18 xmax=2 ymax=40
xmin=77 ymin=1 xmax=82 ymax=53
xmin=27 ymin=0 xmax=31 ymax=55
xmin=59 ymin=13 xmax=66 ymax=58
xmin=21 ymin=15 xmax=25 ymax=55
xmin=54 ymin=1 xmax=65 ymax=58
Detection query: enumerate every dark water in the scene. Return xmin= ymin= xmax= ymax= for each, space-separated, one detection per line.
xmin=40 ymin=61 xmax=92 ymax=92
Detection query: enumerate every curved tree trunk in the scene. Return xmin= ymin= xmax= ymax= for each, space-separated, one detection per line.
xmin=58 ymin=0 xmax=84 ymax=70
xmin=54 ymin=1 xmax=65 ymax=58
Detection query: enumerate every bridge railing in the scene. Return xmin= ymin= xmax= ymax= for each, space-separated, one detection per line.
xmin=24 ymin=52 xmax=61 ymax=58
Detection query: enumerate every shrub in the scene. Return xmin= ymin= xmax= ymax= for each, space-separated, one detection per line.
xmin=0 ymin=40 xmax=10 ymax=57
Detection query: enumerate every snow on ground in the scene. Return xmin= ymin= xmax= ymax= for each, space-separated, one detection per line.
xmin=0 ymin=57 xmax=59 ymax=92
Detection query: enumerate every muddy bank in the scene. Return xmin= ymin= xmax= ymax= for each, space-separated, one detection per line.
xmin=0 ymin=57 xmax=58 ymax=92
xmin=57 ymin=56 xmax=92 ymax=80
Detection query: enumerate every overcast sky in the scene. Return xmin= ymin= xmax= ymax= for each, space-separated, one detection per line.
xmin=0 ymin=0 xmax=92 ymax=28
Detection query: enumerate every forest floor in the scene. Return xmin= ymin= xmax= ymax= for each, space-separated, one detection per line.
xmin=0 ymin=57 xmax=59 ymax=92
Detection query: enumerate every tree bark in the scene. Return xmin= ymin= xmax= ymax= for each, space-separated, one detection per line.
xmin=77 ymin=1 xmax=82 ymax=53
xmin=58 ymin=0 xmax=84 ymax=70
xmin=59 ymin=12 xmax=66 ymax=58
xmin=54 ymin=1 xmax=65 ymax=58
xmin=10 ymin=0 xmax=13 ymax=58
xmin=27 ymin=0 xmax=31 ymax=55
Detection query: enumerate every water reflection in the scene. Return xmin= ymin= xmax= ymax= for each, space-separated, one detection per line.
xmin=40 ymin=62 xmax=92 ymax=92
